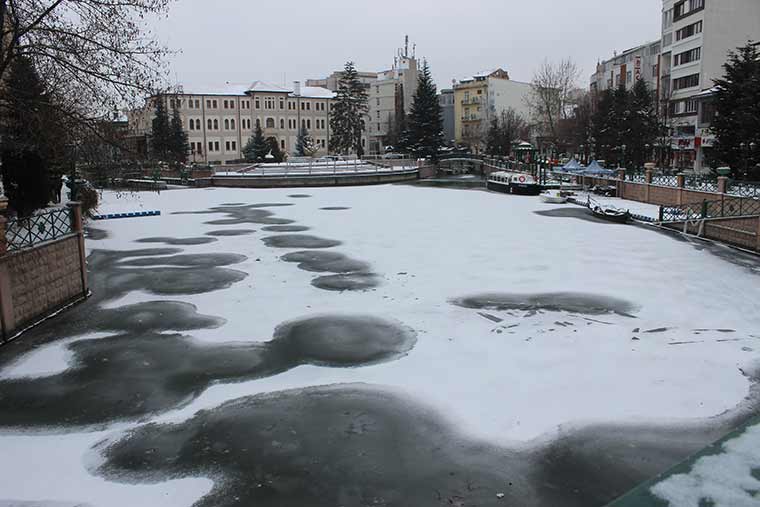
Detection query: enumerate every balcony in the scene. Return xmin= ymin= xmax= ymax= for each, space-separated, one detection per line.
xmin=461 ymin=97 xmax=482 ymax=105
xmin=461 ymin=116 xmax=482 ymax=123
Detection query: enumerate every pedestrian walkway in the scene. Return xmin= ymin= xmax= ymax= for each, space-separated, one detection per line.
xmin=607 ymin=416 xmax=760 ymax=506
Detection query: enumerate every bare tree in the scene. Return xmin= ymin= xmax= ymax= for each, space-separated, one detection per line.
xmin=1 ymin=0 xmax=171 ymax=127
xmin=526 ymin=58 xmax=580 ymax=144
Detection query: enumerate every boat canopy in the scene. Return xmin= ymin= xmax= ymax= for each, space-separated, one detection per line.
xmin=560 ymin=159 xmax=585 ymax=172
xmin=583 ymin=160 xmax=616 ymax=176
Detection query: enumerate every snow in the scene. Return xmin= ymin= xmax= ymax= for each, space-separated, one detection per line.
xmin=2 ymin=184 xmax=760 ymax=506
xmin=572 ymin=191 xmax=662 ymax=219
xmin=650 ymin=422 xmax=760 ymax=506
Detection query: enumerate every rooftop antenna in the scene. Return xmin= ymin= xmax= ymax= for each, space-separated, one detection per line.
xmin=405 ymin=35 xmax=409 ymax=58
xmin=413 ymin=43 xmax=416 ymax=59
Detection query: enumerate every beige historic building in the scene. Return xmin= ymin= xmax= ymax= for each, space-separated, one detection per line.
xmin=129 ymin=81 xmax=367 ymax=164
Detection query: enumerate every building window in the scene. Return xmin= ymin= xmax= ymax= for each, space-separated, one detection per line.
xmin=206 ymin=100 xmax=212 ymax=109
xmin=674 ymin=0 xmax=704 ymax=21
xmin=225 ymin=141 xmax=231 ymax=151
xmin=307 ymin=119 xmax=311 ymax=129
xmin=676 ymin=20 xmax=703 ymax=41
xmin=266 ymin=117 xmax=275 ymax=129
xmin=214 ymin=141 xmax=220 ymax=152
xmin=700 ymin=100 xmax=716 ymax=124
xmin=207 ymin=119 xmax=213 ymax=130
xmin=208 ymin=141 xmax=214 ymax=152
xmin=674 ymin=47 xmax=701 ymax=66
xmin=231 ymin=119 xmax=236 ymax=130
xmin=673 ymin=73 xmax=700 ymax=90
xmin=224 ymin=119 xmax=230 ymax=130
xmin=279 ymin=99 xmax=285 ymax=109
xmin=212 ymin=100 xmax=218 ymax=108
xmin=280 ymin=118 xmax=285 ymax=129
xmin=189 ymin=120 xmax=195 ymax=131
xmin=255 ymin=99 xmax=260 ymax=109
xmin=195 ymin=99 xmax=200 ymax=108
xmin=281 ymin=139 xmax=285 ymax=149
xmin=213 ymin=119 xmax=219 ymax=130
xmin=188 ymin=99 xmax=193 ymax=109
xmin=255 ymin=118 xmax=261 ymax=128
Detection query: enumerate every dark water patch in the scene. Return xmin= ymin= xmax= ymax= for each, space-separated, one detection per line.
xmin=312 ymin=273 xmax=380 ymax=292
xmin=92 ymin=301 xmax=225 ymax=334
xmin=136 ymin=237 xmax=218 ymax=246
xmin=85 ymin=227 xmax=109 ymax=240
xmin=220 ymin=202 xmax=246 ymax=206
xmin=320 ymin=206 xmax=351 ymax=211
xmin=262 ymin=225 xmax=310 ymax=233
xmin=534 ymin=208 xmax=621 ymax=224
xmin=288 ymin=194 xmax=312 ymax=198
xmin=174 ymin=205 xmax=295 ymax=225
xmin=120 ymin=253 xmax=247 ymax=268
xmin=281 ymin=251 xmax=370 ymax=273
xmin=93 ymin=385 xmax=513 ymax=507
xmin=262 ymin=234 xmax=342 ymax=249
xmin=452 ymin=292 xmax=639 ymax=317
xmin=206 ymin=229 xmax=256 ymax=237
xmin=0 ymin=316 xmax=415 ymax=428
xmin=269 ymin=315 xmax=415 ymax=366
xmin=478 ymin=312 xmax=504 ymax=323
xmin=109 ymin=267 xmax=247 ymax=296
xmin=644 ymin=327 xmax=672 ymax=334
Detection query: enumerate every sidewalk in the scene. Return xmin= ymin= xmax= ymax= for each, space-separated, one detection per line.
xmin=607 ymin=416 xmax=760 ymax=506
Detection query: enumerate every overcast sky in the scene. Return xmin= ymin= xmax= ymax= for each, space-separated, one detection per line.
xmin=152 ymin=0 xmax=662 ymax=92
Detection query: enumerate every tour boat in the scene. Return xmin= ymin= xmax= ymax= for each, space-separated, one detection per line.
xmin=487 ymin=171 xmax=542 ymax=196
xmin=540 ymin=190 xmax=567 ymax=204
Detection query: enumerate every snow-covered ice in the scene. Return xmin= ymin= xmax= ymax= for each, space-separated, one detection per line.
xmin=1 ymin=183 xmax=759 ymax=506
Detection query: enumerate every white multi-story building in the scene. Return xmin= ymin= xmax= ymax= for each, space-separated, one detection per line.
xmin=129 ymin=81 xmax=372 ymax=164
xmin=661 ymin=0 xmax=760 ymax=172
xmin=366 ymin=49 xmax=420 ymax=154
xmin=590 ymin=40 xmax=662 ymax=95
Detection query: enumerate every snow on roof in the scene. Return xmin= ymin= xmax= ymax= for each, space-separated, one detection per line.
xmin=246 ymin=81 xmax=335 ymax=98
xmin=693 ymin=86 xmax=721 ymax=98
xmin=247 ymin=81 xmax=291 ymax=94
xmin=179 ymin=82 xmax=249 ymax=96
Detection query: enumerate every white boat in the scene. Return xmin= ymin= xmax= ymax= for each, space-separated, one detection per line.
xmin=540 ymin=190 xmax=567 ymax=204
xmin=487 ymin=171 xmax=542 ymax=196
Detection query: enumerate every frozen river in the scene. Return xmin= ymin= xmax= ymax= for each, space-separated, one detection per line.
xmin=1 ymin=184 xmax=759 ymax=507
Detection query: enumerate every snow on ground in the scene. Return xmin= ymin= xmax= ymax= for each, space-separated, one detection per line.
xmin=2 ymin=183 xmax=760 ymax=505
xmin=651 ymin=421 xmax=760 ymax=506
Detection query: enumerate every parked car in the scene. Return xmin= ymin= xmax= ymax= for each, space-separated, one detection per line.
xmin=382 ymin=153 xmax=405 ymax=159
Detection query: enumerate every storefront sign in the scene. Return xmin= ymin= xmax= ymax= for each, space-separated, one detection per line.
xmin=635 ymin=56 xmax=642 ymax=81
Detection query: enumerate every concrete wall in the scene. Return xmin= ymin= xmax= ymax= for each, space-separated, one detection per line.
xmin=0 ymin=204 xmax=88 ymax=341
xmin=211 ymin=170 xmax=419 ymax=189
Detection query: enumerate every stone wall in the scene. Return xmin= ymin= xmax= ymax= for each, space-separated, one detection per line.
xmin=0 ymin=203 xmax=88 ymax=342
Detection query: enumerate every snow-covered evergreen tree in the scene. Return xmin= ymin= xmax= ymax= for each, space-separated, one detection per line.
xmin=169 ymin=103 xmax=189 ymax=164
xmin=404 ymin=60 xmax=444 ymax=160
xmin=150 ymin=95 xmax=171 ymax=161
xmin=243 ymin=124 xmax=269 ymax=162
xmin=329 ymin=61 xmax=369 ymax=158
xmin=295 ymin=127 xmax=318 ymax=157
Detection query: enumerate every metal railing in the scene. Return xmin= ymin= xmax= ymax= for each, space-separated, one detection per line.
xmin=660 ymin=197 xmax=760 ymax=222
xmin=214 ymin=159 xmax=417 ymax=178
xmin=5 ymin=208 xmax=74 ymax=251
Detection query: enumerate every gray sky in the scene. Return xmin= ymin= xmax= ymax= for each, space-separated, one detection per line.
xmin=154 ymin=0 xmax=662 ymax=92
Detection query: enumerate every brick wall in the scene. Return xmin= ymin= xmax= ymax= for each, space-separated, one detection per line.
xmin=1 ymin=235 xmax=85 ymax=329
xmin=666 ymin=216 xmax=760 ymax=252
xmin=0 ymin=203 xmax=88 ymax=342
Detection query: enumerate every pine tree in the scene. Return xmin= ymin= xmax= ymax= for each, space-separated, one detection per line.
xmin=485 ymin=117 xmax=503 ymax=157
xmin=169 ymin=103 xmax=189 ymax=164
xmin=627 ymin=79 xmax=658 ymax=170
xmin=243 ymin=124 xmax=269 ymax=162
xmin=151 ymin=95 xmax=171 ymax=161
xmin=295 ymin=127 xmax=317 ymax=157
xmin=266 ymin=137 xmax=284 ymax=163
xmin=0 ymin=56 xmax=53 ymax=216
xmin=329 ymin=61 xmax=369 ymax=157
xmin=404 ymin=60 xmax=444 ymax=160
xmin=710 ymin=43 xmax=760 ymax=178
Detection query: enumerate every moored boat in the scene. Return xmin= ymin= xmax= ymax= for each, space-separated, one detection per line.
xmin=587 ymin=197 xmax=630 ymax=224
xmin=487 ymin=171 xmax=542 ymax=196
xmin=540 ymin=190 xmax=567 ymax=204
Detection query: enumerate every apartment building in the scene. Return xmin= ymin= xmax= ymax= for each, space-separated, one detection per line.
xmin=129 ymin=81 xmax=344 ymax=164
xmin=453 ymin=69 xmax=532 ymax=151
xmin=366 ymin=48 xmax=419 ymax=154
xmin=590 ymin=40 xmax=662 ymax=95
xmin=305 ymin=70 xmax=378 ymax=92
xmin=438 ymin=89 xmax=456 ymax=145
xmin=661 ymin=0 xmax=760 ymax=172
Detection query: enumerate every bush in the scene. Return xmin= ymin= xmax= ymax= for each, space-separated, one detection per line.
xmin=79 ymin=184 xmax=99 ymax=219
